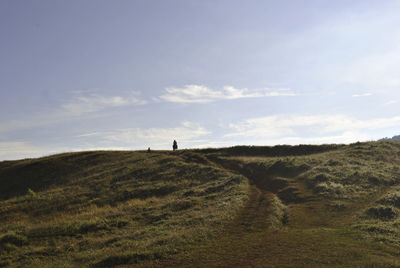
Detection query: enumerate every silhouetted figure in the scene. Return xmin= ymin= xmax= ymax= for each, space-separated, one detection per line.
xmin=173 ymin=140 xmax=178 ymax=151
xmin=147 ymin=147 xmax=151 ymax=153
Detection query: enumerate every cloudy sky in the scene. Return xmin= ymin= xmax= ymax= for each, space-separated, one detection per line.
xmin=1 ymin=0 xmax=400 ymax=160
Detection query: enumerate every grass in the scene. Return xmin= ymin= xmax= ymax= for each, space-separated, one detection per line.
xmin=1 ymin=141 xmax=400 ymax=266
xmin=0 ymin=150 xmax=248 ymax=267
xmin=155 ymin=141 xmax=400 ymax=267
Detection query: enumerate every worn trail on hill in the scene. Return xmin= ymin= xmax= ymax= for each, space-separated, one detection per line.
xmin=155 ymin=158 xmax=320 ymax=267
xmin=153 ymin=157 xmax=399 ymax=268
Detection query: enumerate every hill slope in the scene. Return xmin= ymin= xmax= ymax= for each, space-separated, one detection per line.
xmin=0 ymin=151 xmax=248 ymax=267
xmin=382 ymin=134 xmax=400 ymax=142
xmin=2 ymin=141 xmax=400 ymax=267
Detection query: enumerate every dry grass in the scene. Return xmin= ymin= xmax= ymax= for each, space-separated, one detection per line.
xmin=2 ymin=141 xmax=400 ymax=267
xmin=0 ymin=150 xmax=248 ymax=267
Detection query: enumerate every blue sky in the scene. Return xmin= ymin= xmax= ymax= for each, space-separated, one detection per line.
xmin=1 ymin=0 xmax=400 ymax=160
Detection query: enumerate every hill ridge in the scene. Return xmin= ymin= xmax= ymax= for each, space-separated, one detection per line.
xmin=2 ymin=141 xmax=400 ymax=266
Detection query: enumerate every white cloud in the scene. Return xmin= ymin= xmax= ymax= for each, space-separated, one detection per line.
xmin=385 ymin=100 xmax=398 ymax=106
xmin=158 ymin=85 xmax=296 ymax=103
xmin=0 ymin=142 xmax=47 ymax=160
xmin=194 ymin=140 xmax=243 ymax=149
xmin=0 ymin=122 xmax=210 ymax=160
xmin=223 ymin=132 xmax=372 ymax=146
xmin=226 ymin=114 xmax=400 ymax=142
xmin=352 ymin=93 xmax=372 ymax=97
xmin=0 ymin=141 xmax=135 ymax=161
xmin=78 ymin=121 xmax=211 ymax=149
xmin=0 ymin=91 xmax=146 ymax=134
xmin=62 ymin=92 xmax=146 ymax=116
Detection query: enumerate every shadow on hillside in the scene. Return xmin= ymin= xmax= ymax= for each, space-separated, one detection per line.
xmin=199 ymin=144 xmax=343 ymax=157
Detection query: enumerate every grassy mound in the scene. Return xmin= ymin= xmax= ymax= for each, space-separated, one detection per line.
xmin=0 ymin=151 xmax=248 ymax=267
xmin=2 ymin=141 xmax=400 ymax=267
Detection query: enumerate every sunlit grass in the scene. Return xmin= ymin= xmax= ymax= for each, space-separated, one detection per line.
xmin=2 ymin=141 xmax=400 ymax=266
xmin=0 ymin=150 xmax=249 ymax=267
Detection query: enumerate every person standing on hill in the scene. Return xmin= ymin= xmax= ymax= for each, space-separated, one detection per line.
xmin=173 ymin=140 xmax=178 ymax=151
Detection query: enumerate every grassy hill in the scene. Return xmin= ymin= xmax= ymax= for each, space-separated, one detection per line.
xmin=2 ymin=141 xmax=400 ymax=267
xmin=382 ymin=134 xmax=400 ymax=142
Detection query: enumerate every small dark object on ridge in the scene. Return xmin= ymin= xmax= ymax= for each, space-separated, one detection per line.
xmin=147 ymin=147 xmax=151 ymax=153
xmin=173 ymin=140 xmax=178 ymax=151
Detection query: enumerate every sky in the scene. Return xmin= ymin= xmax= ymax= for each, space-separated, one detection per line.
xmin=1 ymin=0 xmax=400 ymax=160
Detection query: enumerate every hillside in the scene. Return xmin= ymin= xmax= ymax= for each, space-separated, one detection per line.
xmin=382 ymin=135 xmax=400 ymax=142
xmin=2 ymin=142 xmax=400 ymax=267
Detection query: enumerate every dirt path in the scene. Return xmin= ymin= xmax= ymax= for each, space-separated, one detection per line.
xmin=152 ymin=184 xmax=277 ymax=267
xmin=151 ymin=159 xmax=315 ymax=267
xmin=149 ymin=158 xmax=400 ymax=267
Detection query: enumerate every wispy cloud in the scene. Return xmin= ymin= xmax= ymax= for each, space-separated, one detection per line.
xmin=78 ymin=121 xmax=211 ymax=149
xmin=158 ymin=85 xmax=296 ymax=103
xmin=227 ymin=132 xmax=373 ymax=146
xmin=0 ymin=91 xmax=146 ymax=134
xmin=62 ymin=92 xmax=146 ymax=116
xmin=0 ymin=141 xmax=134 ymax=161
xmin=352 ymin=93 xmax=372 ymax=97
xmin=226 ymin=114 xmax=400 ymax=141
xmin=0 ymin=141 xmax=46 ymax=160
xmin=385 ymin=100 xmax=398 ymax=106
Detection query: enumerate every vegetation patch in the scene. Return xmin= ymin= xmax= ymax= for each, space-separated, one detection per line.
xmin=0 ymin=150 xmax=249 ymax=266
xmin=277 ymin=187 xmax=304 ymax=204
xmin=353 ymin=220 xmax=400 ymax=244
xmin=365 ymin=206 xmax=398 ymax=220
xmin=267 ymin=195 xmax=288 ymax=227
xmin=92 ymin=252 xmax=164 ymax=268
xmin=2 ymin=141 xmax=400 ymax=266
xmin=27 ymin=219 xmax=108 ymax=238
xmin=0 ymin=232 xmax=27 ymax=247
xmin=378 ymin=190 xmax=400 ymax=208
